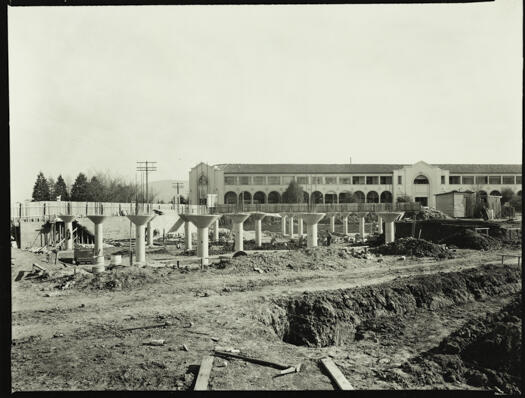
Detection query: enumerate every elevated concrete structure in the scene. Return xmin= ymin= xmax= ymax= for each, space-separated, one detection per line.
xmin=178 ymin=214 xmax=193 ymax=251
xmin=301 ymin=213 xmax=326 ymax=248
xmin=297 ymin=214 xmax=304 ymax=236
xmin=352 ymin=212 xmax=369 ymax=239
xmin=251 ymin=212 xmax=267 ymax=248
xmin=280 ymin=214 xmax=287 ymax=235
xmin=127 ymin=214 xmax=155 ymax=265
xmin=229 ymin=213 xmax=250 ymax=251
xmin=185 ymin=214 xmax=222 ymax=265
xmin=288 ymin=215 xmax=295 ymax=237
xmin=376 ymin=212 xmax=404 ymax=243
xmin=213 ymin=219 xmax=220 ymax=242
xmin=146 ymin=215 xmax=157 ymax=247
xmin=342 ymin=214 xmax=349 ymax=235
xmin=87 ymin=215 xmax=109 ymax=266
xmin=377 ymin=216 xmax=383 ymax=234
xmin=327 ymin=213 xmax=337 ymax=233
xmin=58 ymin=215 xmax=76 ymax=250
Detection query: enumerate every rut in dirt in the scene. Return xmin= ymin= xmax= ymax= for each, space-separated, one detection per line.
xmin=262 ymin=263 xmax=521 ymax=347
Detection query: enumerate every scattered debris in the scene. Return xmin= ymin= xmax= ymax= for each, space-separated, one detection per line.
xmin=144 ymin=339 xmax=165 ymax=346
xmin=320 ymin=357 xmax=354 ymax=390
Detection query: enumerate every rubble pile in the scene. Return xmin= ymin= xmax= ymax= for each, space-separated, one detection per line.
xmin=403 ymin=294 xmax=522 ymax=394
xmin=438 ymin=229 xmax=503 ymax=251
xmin=371 ymin=237 xmax=454 ymax=259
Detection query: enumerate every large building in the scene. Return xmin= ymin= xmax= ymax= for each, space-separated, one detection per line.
xmin=188 ymin=161 xmax=522 ymax=208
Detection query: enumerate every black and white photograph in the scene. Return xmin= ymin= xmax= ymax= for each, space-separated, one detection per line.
xmin=6 ymin=0 xmax=522 ymax=393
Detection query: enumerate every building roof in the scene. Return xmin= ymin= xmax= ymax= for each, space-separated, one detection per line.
xmin=215 ymin=163 xmax=522 ymax=175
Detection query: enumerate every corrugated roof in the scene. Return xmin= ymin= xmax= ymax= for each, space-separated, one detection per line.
xmin=215 ymin=163 xmax=522 ymax=174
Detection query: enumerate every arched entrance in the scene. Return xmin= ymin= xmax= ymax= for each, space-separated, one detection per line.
xmin=354 ymin=191 xmax=365 ymax=203
xmin=380 ymin=191 xmax=392 ymax=203
xmin=366 ymin=191 xmax=379 ymax=203
xmin=302 ymin=191 xmax=310 ymax=204
xmin=253 ymin=191 xmax=266 ymax=204
xmin=339 ymin=191 xmax=353 ymax=203
xmin=490 ymin=190 xmax=501 ymax=197
xmin=224 ymin=191 xmax=237 ymax=204
xmin=311 ymin=191 xmax=323 ymax=204
xmin=239 ymin=191 xmax=252 ymax=204
xmin=413 ymin=175 xmax=430 ymax=206
xmin=268 ymin=191 xmax=281 ymax=204
xmin=325 ymin=191 xmax=337 ymax=204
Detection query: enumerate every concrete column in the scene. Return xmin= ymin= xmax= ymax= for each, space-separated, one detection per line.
xmin=185 ymin=215 xmax=222 ymax=266
xmin=343 ymin=216 xmax=349 ymax=235
xmin=377 ymin=216 xmax=383 ymax=234
xmin=281 ymin=215 xmax=287 ymax=235
xmin=87 ymin=215 xmax=109 ymax=266
xmin=59 ymin=215 xmax=75 ymax=250
xmin=353 ymin=212 xmax=368 ymax=239
xmin=147 ymin=221 xmax=154 ymax=247
xmin=251 ymin=212 xmax=266 ymax=248
xmin=231 ymin=213 xmax=250 ymax=252
xmin=179 ymin=214 xmax=192 ymax=251
xmin=376 ymin=212 xmax=404 ymax=244
xmin=127 ymin=214 xmax=154 ymax=265
xmin=302 ymin=213 xmax=326 ymax=248
xmin=329 ymin=214 xmax=336 ymax=233
xmin=297 ymin=216 xmax=304 ymax=236
xmin=288 ymin=216 xmax=294 ymax=237
xmin=214 ymin=219 xmax=220 ymax=242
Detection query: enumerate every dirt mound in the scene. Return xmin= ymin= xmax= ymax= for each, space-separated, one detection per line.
xmin=262 ymin=263 xmax=521 ymax=347
xmin=51 ymin=267 xmax=165 ymax=291
xmin=402 ymin=208 xmax=452 ymax=221
xmin=439 ymin=229 xmax=503 ymax=250
xmin=371 ymin=237 xmax=454 ymax=259
xmin=403 ymin=294 xmax=522 ymax=394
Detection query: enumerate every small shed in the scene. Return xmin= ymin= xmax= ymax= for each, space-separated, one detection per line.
xmin=435 ymin=190 xmax=476 ymax=218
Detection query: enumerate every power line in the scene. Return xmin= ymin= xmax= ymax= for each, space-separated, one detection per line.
xmin=136 ymin=161 xmax=157 ymax=204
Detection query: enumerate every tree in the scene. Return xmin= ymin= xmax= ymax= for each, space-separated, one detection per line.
xmin=509 ymin=195 xmax=522 ymax=212
xmin=70 ymin=173 xmax=90 ymax=201
xmin=87 ymin=176 xmax=104 ymax=202
xmin=47 ymin=177 xmax=56 ymax=199
xmin=501 ymin=188 xmax=515 ymax=205
xmin=54 ymin=175 xmax=70 ymax=201
xmin=396 ymin=195 xmax=412 ymax=203
xmin=282 ymin=180 xmax=304 ymax=203
xmin=31 ymin=172 xmax=51 ymax=201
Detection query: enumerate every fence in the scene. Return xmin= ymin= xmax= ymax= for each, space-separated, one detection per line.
xmin=213 ymin=202 xmax=421 ymax=214
xmin=10 ymin=201 xmax=207 ymax=220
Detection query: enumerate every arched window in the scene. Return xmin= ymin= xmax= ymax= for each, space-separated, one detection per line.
xmin=354 ymin=191 xmax=365 ymax=203
xmin=413 ymin=175 xmax=429 ymax=184
xmin=311 ymin=191 xmax=323 ymax=204
xmin=380 ymin=191 xmax=393 ymax=203
xmin=253 ymin=191 xmax=266 ymax=204
xmin=366 ymin=191 xmax=379 ymax=203
xmin=268 ymin=191 xmax=281 ymax=204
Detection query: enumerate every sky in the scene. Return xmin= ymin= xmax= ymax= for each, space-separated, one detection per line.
xmin=8 ymin=0 xmax=523 ymax=203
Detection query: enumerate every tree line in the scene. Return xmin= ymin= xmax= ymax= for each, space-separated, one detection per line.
xmin=31 ymin=171 xmax=187 ymax=204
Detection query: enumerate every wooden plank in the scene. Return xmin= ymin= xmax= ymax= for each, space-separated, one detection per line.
xmin=194 ymin=355 xmax=214 ymax=391
xmin=213 ymin=350 xmax=289 ymax=370
xmin=320 ymin=357 xmax=354 ymax=390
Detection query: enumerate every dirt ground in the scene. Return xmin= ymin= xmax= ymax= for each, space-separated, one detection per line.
xmin=10 ymin=237 xmax=522 ymax=391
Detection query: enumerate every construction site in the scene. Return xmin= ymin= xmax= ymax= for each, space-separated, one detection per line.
xmin=10 ymin=199 xmax=522 ymax=392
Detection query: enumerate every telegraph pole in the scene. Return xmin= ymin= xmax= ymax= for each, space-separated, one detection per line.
xmin=172 ymin=182 xmax=184 ymax=205
xmin=136 ymin=161 xmax=157 ymax=205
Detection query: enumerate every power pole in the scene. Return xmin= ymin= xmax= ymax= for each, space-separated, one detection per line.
xmin=172 ymin=182 xmax=184 ymax=205
xmin=136 ymin=161 xmax=157 ymax=205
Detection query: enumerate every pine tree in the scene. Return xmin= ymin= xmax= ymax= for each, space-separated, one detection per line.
xmin=87 ymin=176 xmax=105 ymax=202
xmin=54 ymin=175 xmax=70 ymax=200
xmin=31 ymin=172 xmax=51 ymax=201
xmin=70 ymin=173 xmax=90 ymax=201
xmin=282 ymin=180 xmax=304 ymax=203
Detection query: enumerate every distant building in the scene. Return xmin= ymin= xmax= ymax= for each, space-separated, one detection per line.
xmin=188 ymin=161 xmax=522 ymax=208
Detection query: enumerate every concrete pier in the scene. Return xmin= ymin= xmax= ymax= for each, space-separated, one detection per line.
xmin=353 ymin=212 xmax=369 ymax=239
xmin=301 ymin=213 xmax=326 ymax=248
xmin=230 ymin=213 xmax=250 ymax=252
xmin=377 ymin=216 xmax=383 ymax=234
xmin=178 ymin=214 xmax=193 ymax=251
xmin=288 ymin=216 xmax=294 ymax=237
xmin=214 ymin=219 xmax=220 ymax=242
xmin=185 ymin=214 xmax=222 ymax=266
xmin=127 ymin=214 xmax=155 ymax=265
xmin=328 ymin=213 xmax=336 ymax=233
xmin=251 ymin=212 xmax=267 ymax=248
xmin=297 ymin=215 xmax=304 ymax=236
xmin=58 ymin=215 xmax=76 ymax=250
xmin=146 ymin=215 xmax=157 ymax=247
xmin=376 ymin=212 xmax=404 ymax=243
xmin=343 ymin=215 xmax=349 ymax=235
xmin=87 ymin=215 xmax=109 ymax=266
xmin=280 ymin=214 xmax=287 ymax=235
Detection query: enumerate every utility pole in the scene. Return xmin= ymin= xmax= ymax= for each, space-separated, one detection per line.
xmin=172 ymin=182 xmax=184 ymax=205
xmin=136 ymin=161 xmax=157 ymax=206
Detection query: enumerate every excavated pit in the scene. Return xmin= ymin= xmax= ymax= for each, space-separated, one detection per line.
xmin=265 ymin=263 xmax=521 ymax=347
